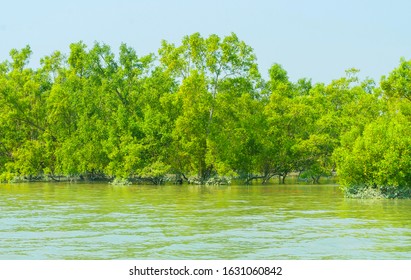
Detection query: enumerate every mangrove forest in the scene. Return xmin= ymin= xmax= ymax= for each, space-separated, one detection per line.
xmin=0 ymin=33 xmax=410 ymax=198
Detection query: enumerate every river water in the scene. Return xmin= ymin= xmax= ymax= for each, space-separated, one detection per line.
xmin=0 ymin=183 xmax=410 ymax=259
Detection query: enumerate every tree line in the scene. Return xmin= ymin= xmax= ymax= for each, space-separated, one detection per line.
xmin=0 ymin=33 xmax=410 ymax=196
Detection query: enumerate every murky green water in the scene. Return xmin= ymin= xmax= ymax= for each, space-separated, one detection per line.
xmin=0 ymin=183 xmax=410 ymax=259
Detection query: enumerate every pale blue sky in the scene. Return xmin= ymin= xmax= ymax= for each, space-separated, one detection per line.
xmin=1 ymin=0 xmax=410 ymax=83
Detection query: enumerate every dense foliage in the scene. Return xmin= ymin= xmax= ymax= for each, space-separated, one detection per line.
xmin=0 ymin=33 xmax=410 ymax=196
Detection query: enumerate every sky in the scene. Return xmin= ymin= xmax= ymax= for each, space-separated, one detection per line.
xmin=1 ymin=0 xmax=410 ymax=83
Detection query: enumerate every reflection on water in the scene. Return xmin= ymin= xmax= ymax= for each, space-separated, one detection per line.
xmin=0 ymin=183 xmax=410 ymax=259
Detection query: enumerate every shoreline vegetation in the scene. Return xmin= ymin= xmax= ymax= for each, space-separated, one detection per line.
xmin=1 ymin=33 xmax=411 ymax=198
xmin=3 ymin=172 xmax=334 ymax=186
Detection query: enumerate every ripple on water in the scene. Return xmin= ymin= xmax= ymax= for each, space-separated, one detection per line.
xmin=1 ymin=183 xmax=411 ymax=259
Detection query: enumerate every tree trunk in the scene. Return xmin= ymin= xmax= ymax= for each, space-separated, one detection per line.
xmin=312 ymin=175 xmax=320 ymax=184
xmin=281 ymin=173 xmax=287 ymax=184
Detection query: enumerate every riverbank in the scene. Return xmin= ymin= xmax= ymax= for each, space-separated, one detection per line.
xmin=1 ymin=173 xmax=336 ymax=186
xmin=3 ymin=175 xmax=411 ymax=199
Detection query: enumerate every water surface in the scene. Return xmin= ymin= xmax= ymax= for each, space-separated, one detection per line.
xmin=0 ymin=183 xmax=410 ymax=259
